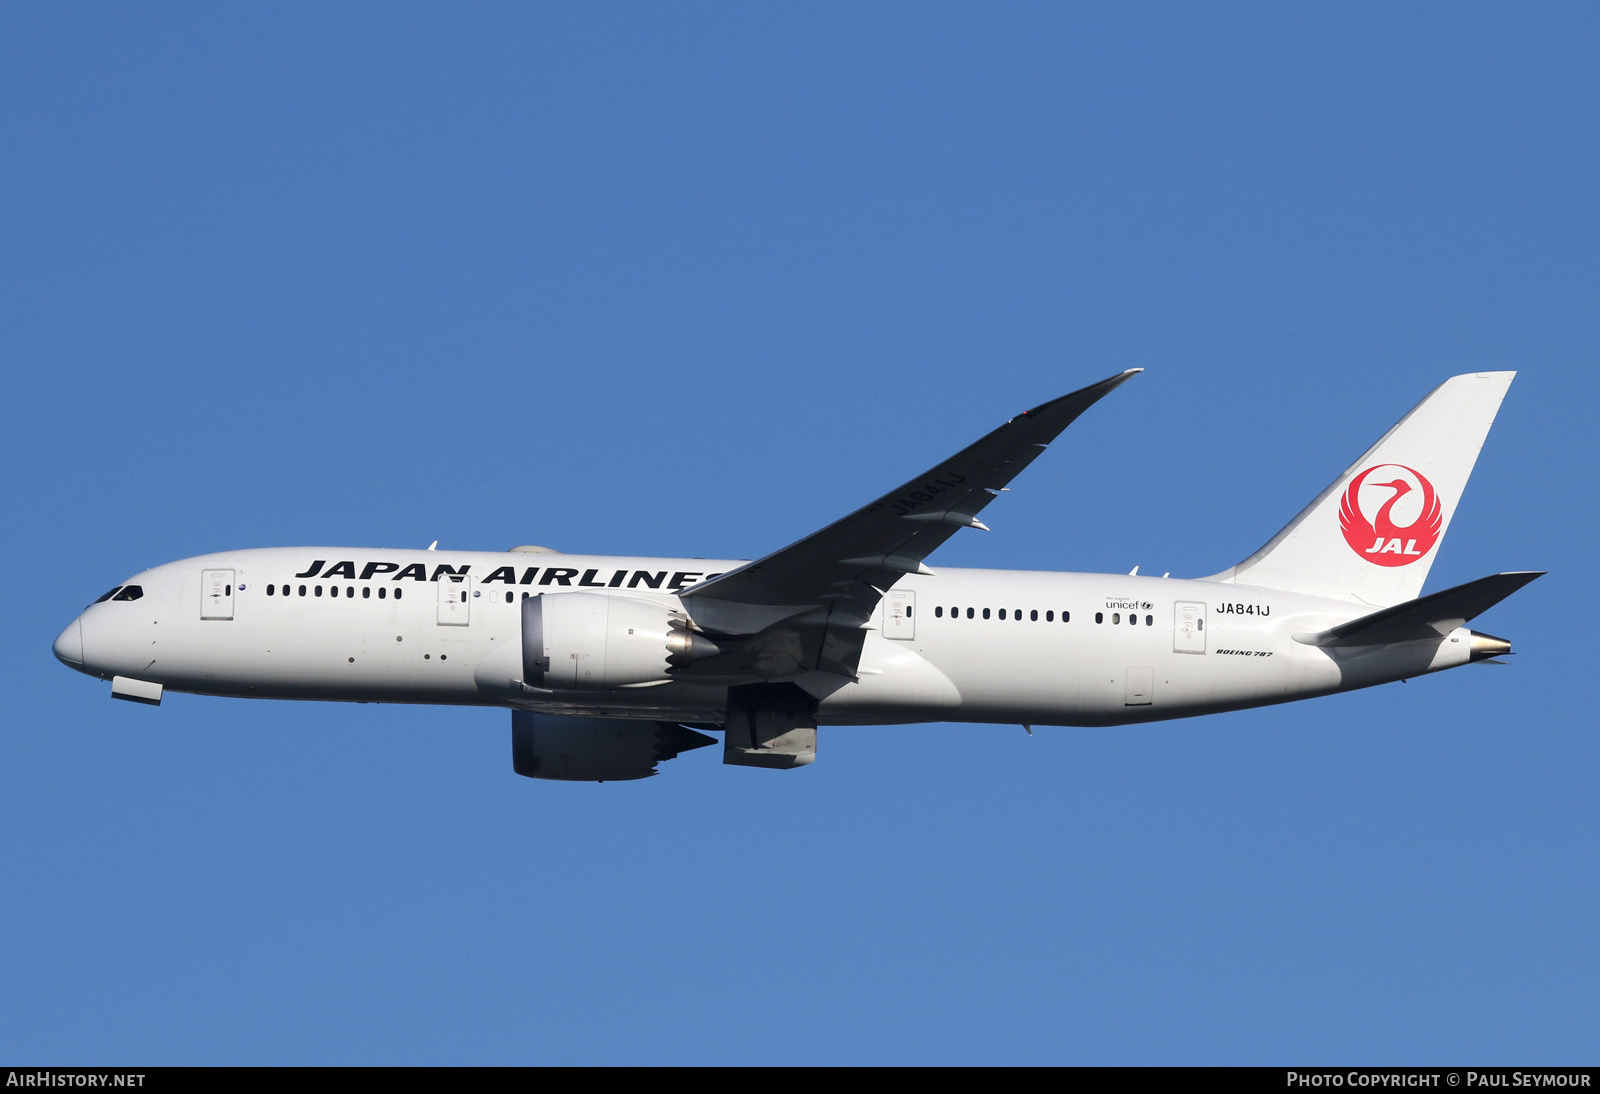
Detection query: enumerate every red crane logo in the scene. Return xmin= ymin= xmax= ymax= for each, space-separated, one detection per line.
xmin=1339 ymin=464 xmax=1444 ymax=567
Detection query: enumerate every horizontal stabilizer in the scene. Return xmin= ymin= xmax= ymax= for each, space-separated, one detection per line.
xmin=1294 ymin=571 xmax=1543 ymax=647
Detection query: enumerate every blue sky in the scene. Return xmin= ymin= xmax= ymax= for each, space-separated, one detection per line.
xmin=3 ymin=3 xmax=1596 ymax=1064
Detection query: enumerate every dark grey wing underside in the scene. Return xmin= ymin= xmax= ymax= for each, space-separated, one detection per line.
xmin=677 ymin=369 xmax=1140 ymax=679
xmin=1294 ymin=571 xmax=1544 ymax=647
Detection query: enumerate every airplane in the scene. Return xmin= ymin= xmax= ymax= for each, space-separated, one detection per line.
xmin=53 ymin=370 xmax=1541 ymax=781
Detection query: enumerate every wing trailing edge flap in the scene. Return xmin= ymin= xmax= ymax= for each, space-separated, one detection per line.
xmin=1292 ymin=571 xmax=1543 ymax=648
xmin=675 ymin=370 xmax=1141 ymax=681
xmin=679 ymin=614 xmax=865 ymax=682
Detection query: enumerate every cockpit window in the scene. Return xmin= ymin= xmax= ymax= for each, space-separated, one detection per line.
xmin=93 ymin=586 xmax=122 ymax=604
xmin=111 ymin=585 xmax=144 ymax=602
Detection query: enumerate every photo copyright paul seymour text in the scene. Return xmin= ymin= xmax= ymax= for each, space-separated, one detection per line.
xmin=1287 ymin=1075 xmax=1592 ymax=1089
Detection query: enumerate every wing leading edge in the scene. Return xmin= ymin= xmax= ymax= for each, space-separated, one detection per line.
xmin=677 ymin=369 xmax=1140 ymax=680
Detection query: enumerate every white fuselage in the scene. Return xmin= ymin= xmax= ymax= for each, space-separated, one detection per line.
xmin=55 ymin=547 xmax=1475 ymax=728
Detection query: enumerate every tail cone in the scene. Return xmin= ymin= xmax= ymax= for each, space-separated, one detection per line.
xmin=1469 ymin=630 xmax=1512 ymax=662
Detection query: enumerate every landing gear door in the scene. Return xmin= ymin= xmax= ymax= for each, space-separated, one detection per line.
xmin=884 ymin=589 xmax=915 ymax=640
xmin=1174 ymin=601 xmax=1206 ymax=654
xmin=437 ymin=574 xmax=472 ymax=626
xmin=201 ymin=569 xmax=235 ymax=620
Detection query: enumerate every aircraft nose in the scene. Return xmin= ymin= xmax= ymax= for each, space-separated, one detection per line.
xmin=53 ymin=618 xmax=83 ymax=669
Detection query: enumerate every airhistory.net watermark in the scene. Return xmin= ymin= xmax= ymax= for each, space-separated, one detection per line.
xmin=5 ymin=1074 xmax=145 ymax=1088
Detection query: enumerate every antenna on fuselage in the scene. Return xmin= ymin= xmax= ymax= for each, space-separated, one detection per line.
xmin=427 ymin=541 xmax=438 ymax=551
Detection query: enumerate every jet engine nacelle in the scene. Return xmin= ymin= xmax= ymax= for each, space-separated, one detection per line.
xmin=521 ymin=592 xmax=719 ymax=690
xmin=511 ymin=711 xmax=716 ymax=781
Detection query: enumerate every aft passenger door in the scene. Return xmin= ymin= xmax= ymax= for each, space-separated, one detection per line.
xmin=1174 ymin=601 xmax=1206 ymax=654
